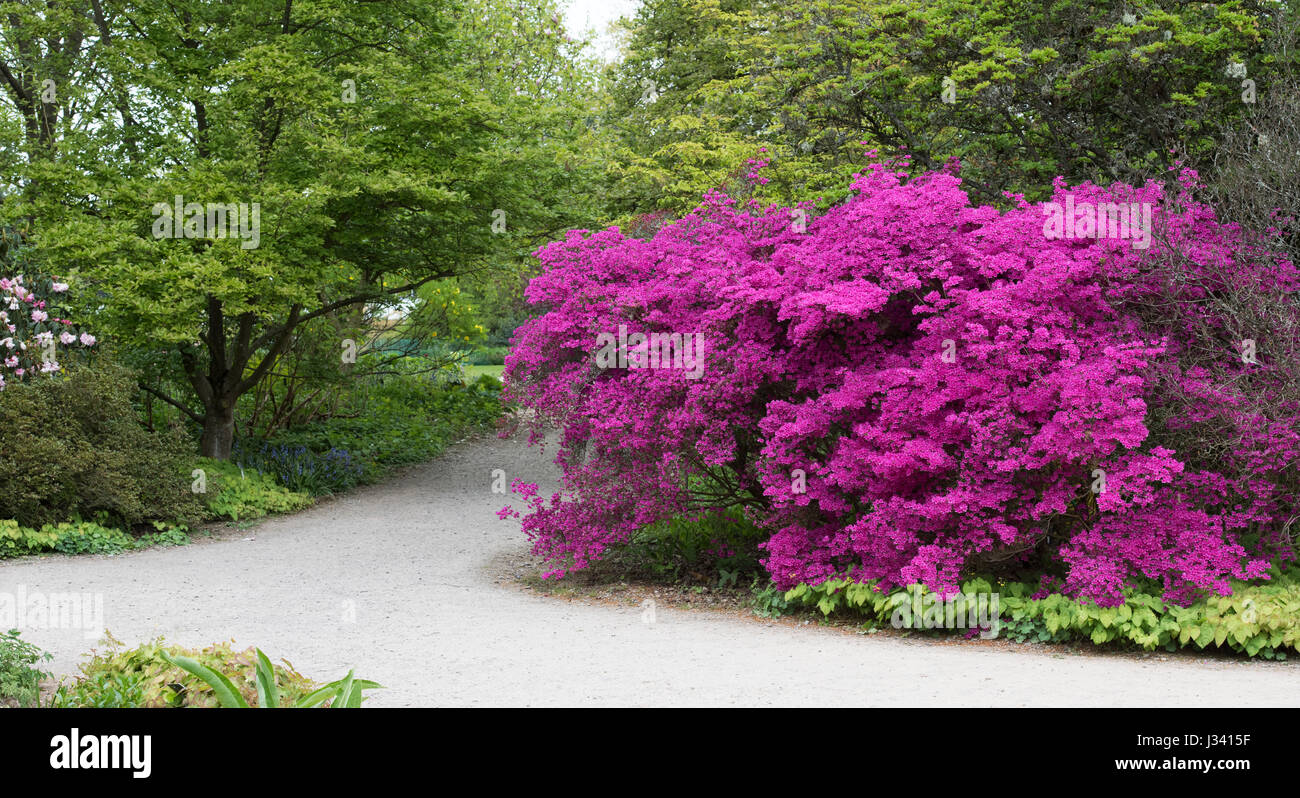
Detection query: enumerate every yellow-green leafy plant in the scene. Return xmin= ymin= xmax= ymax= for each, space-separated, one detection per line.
xmin=161 ymin=648 xmax=381 ymax=708
xmin=49 ymin=636 xmax=372 ymax=707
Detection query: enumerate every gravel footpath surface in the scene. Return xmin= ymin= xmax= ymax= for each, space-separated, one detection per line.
xmin=2 ymin=435 xmax=1297 ymax=707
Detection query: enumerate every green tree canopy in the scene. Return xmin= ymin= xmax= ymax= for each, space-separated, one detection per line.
xmin=0 ymin=0 xmax=605 ymax=458
xmin=604 ymin=0 xmax=1276 ymax=217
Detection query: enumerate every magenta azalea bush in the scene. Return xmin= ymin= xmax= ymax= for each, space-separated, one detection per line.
xmin=501 ymin=155 xmax=1299 ymax=607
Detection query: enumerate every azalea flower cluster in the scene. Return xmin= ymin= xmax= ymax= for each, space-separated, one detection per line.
xmin=502 ymin=156 xmax=1297 ymax=607
xmin=0 ymin=274 xmax=95 ymax=390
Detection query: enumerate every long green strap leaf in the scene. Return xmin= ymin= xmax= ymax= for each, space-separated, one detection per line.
xmin=160 ymin=652 xmax=250 ymax=708
xmin=254 ymin=649 xmax=280 ymax=709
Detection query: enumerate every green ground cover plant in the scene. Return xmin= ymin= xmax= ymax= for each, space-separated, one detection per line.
xmin=49 ymin=636 xmax=376 ymax=708
xmin=0 ymin=518 xmax=189 ymax=559
xmin=780 ymin=571 xmax=1300 ymax=660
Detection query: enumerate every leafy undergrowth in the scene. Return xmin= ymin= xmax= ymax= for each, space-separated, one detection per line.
xmin=781 ymin=570 xmax=1300 ymax=660
xmin=571 ymin=506 xmax=768 ymax=589
xmin=256 ymin=374 xmax=504 ymax=488
xmin=0 ymin=518 xmax=189 ymax=559
xmin=0 ymin=630 xmax=53 ymax=707
xmin=195 ymin=458 xmax=314 ymax=523
xmin=49 ymin=635 xmax=324 ymax=708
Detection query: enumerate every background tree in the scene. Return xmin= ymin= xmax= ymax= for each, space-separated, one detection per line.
xmin=604 ymin=0 xmax=1273 ymax=216
xmin=0 ymin=0 xmax=605 ymax=458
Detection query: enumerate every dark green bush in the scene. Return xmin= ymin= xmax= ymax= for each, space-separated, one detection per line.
xmin=0 ymin=359 xmax=203 ymax=529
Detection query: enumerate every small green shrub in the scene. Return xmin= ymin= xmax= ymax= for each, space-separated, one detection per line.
xmin=750 ymin=580 xmax=792 ymax=618
xmin=0 ymin=358 xmax=203 ymax=529
xmin=134 ymin=521 xmax=191 ymax=548
xmin=0 ymin=519 xmax=57 ymax=558
xmin=0 ymin=629 xmax=52 ymax=707
xmin=50 ymin=636 xmax=327 ymax=708
xmin=196 ymin=459 xmax=313 ymax=522
xmin=595 ymin=506 xmax=767 ymax=586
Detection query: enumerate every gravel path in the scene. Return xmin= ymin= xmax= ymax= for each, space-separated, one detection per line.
xmin=2 ymin=434 xmax=1297 ymax=707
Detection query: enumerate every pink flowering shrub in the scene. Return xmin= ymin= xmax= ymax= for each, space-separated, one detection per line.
xmin=0 ymin=230 xmax=95 ymax=389
xmin=502 ymin=156 xmax=1297 ymax=607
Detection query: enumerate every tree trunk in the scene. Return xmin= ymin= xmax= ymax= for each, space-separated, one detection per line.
xmin=199 ymin=402 xmax=236 ymax=460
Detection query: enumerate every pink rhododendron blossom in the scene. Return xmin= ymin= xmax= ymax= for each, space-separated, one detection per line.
xmin=0 ymin=269 xmax=96 ymax=388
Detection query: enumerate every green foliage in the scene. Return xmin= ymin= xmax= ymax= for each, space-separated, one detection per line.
xmin=162 ymin=648 xmax=381 ymax=708
xmin=45 ymin=520 xmax=135 ymax=556
xmin=996 ymin=578 xmax=1300 ymax=659
xmin=0 ymin=358 xmax=204 ymax=529
xmin=750 ymin=580 xmax=793 ymax=619
xmin=196 ymin=458 xmax=313 ymax=523
xmin=597 ymin=506 xmax=767 ymax=586
xmin=0 ymin=517 xmax=189 ymax=559
xmin=606 ymin=0 xmax=1275 ymax=215
xmin=0 ymin=630 xmax=52 ymax=707
xmin=466 ymin=346 xmax=510 ymax=366
xmin=50 ymin=636 xmax=331 ymax=708
xmin=781 ymin=571 xmax=1300 ymax=659
xmin=1 ymin=0 xmax=604 ymax=457
xmin=134 ymin=521 xmax=192 ymax=549
xmin=263 ymin=375 xmax=503 ymax=479
xmin=0 ymin=519 xmax=56 ymax=558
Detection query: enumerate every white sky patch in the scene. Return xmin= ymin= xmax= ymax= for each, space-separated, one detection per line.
xmin=563 ymin=0 xmax=640 ymax=62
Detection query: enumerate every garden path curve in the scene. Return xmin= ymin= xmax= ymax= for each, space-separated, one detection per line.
xmin=2 ymin=434 xmax=1297 ymax=707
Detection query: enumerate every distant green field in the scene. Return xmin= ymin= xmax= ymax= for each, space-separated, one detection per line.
xmin=461 ymin=364 xmax=505 ymax=381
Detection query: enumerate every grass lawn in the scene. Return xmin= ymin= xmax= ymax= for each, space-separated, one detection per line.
xmin=461 ymin=364 xmax=505 ymax=381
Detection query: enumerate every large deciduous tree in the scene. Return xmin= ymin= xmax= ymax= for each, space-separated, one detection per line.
xmin=0 ymin=0 xmax=603 ymax=458
xmin=604 ymin=0 xmax=1273 ymax=216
